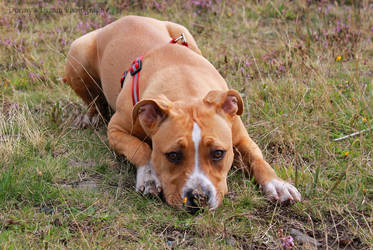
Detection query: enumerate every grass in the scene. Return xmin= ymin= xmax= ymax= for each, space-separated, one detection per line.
xmin=1 ymin=0 xmax=372 ymax=248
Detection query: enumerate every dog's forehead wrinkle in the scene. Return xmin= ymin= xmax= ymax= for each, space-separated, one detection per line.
xmin=174 ymin=101 xmax=210 ymax=116
xmin=169 ymin=103 xmax=215 ymax=135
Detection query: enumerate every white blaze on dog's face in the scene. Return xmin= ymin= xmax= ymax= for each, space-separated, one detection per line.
xmin=133 ymin=90 xmax=243 ymax=209
xmin=183 ymin=122 xmax=218 ymax=209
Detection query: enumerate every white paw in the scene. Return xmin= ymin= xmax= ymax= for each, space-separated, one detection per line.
xmin=262 ymin=179 xmax=301 ymax=202
xmin=136 ymin=163 xmax=162 ymax=196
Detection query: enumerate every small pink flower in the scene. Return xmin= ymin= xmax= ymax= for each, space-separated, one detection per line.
xmin=244 ymin=60 xmax=252 ymax=67
xmin=279 ymin=64 xmax=285 ymax=72
xmin=60 ymin=37 xmax=66 ymax=46
xmin=281 ymin=236 xmax=294 ymax=250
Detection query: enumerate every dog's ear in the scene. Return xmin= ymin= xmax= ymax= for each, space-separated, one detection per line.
xmin=132 ymin=96 xmax=172 ymax=136
xmin=203 ymin=89 xmax=243 ymax=116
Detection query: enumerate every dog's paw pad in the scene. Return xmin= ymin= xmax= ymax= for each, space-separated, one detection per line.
xmin=262 ymin=179 xmax=301 ymax=203
xmin=136 ymin=164 xmax=162 ymax=196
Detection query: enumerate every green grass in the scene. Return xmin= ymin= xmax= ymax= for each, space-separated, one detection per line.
xmin=1 ymin=0 xmax=372 ymax=248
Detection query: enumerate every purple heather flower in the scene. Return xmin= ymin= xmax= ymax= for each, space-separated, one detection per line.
xmin=191 ymin=0 xmax=212 ymax=7
xmin=281 ymin=236 xmax=294 ymax=250
xmin=279 ymin=64 xmax=285 ymax=71
xmin=192 ymin=0 xmax=201 ymax=5
xmin=336 ymin=21 xmax=341 ymax=33
xmin=244 ymin=60 xmax=252 ymax=67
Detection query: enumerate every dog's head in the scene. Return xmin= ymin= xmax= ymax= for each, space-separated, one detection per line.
xmin=133 ymin=89 xmax=243 ymax=211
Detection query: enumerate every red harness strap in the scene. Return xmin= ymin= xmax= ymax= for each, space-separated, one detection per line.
xmin=170 ymin=38 xmax=188 ymax=47
xmin=120 ymin=34 xmax=189 ymax=106
xmin=129 ymin=56 xmax=143 ymax=105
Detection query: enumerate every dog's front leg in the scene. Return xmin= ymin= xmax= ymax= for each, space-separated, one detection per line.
xmin=232 ymin=118 xmax=301 ymax=202
xmin=108 ymin=113 xmax=161 ymax=196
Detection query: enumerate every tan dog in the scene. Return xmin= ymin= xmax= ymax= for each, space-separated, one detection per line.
xmin=64 ymin=15 xmax=301 ymax=211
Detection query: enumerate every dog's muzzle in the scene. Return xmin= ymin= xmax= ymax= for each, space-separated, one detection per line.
xmin=183 ymin=185 xmax=214 ymax=214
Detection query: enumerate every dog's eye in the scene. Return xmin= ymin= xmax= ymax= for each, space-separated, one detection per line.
xmin=211 ymin=150 xmax=225 ymax=161
xmin=165 ymin=151 xmax=183 ymax=164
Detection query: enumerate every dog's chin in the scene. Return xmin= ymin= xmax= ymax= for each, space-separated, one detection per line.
xmin=164 ymin=193 xmax=183 ymax=209
xmin=215 ymin=191 xmax=224 ymax=209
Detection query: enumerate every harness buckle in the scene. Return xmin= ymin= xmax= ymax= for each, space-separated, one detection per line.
xmin=170 ymin=33 xmax=188 ymax=47
xmin=130 ymin=57 xmax=143 ymax=76
xmin=174 ymin=33 xmax=187 ymax=43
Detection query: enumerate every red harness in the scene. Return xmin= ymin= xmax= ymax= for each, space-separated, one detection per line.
xmin=120 ymin=34 xmax=189 ymax=105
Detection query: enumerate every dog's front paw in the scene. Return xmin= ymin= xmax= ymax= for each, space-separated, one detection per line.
xmin=262 ymin=179 xmax=301 ymax=203
xmin=136 ymin=163 xmax=162 ymax=196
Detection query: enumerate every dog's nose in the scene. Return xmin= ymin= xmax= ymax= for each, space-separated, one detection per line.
xmin=184 ymin=188 xmax=210 ymax=214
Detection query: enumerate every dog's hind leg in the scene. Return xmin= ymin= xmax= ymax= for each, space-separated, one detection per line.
xmin=63 ymin=30 xmax=110 ymax=128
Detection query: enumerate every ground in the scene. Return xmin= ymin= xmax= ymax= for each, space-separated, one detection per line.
xmin=0 ymin=0 xmax=372 ymax=249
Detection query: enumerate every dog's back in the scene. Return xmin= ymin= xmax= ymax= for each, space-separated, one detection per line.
xmin=64 ymin=16 xmax=201 ymax=118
